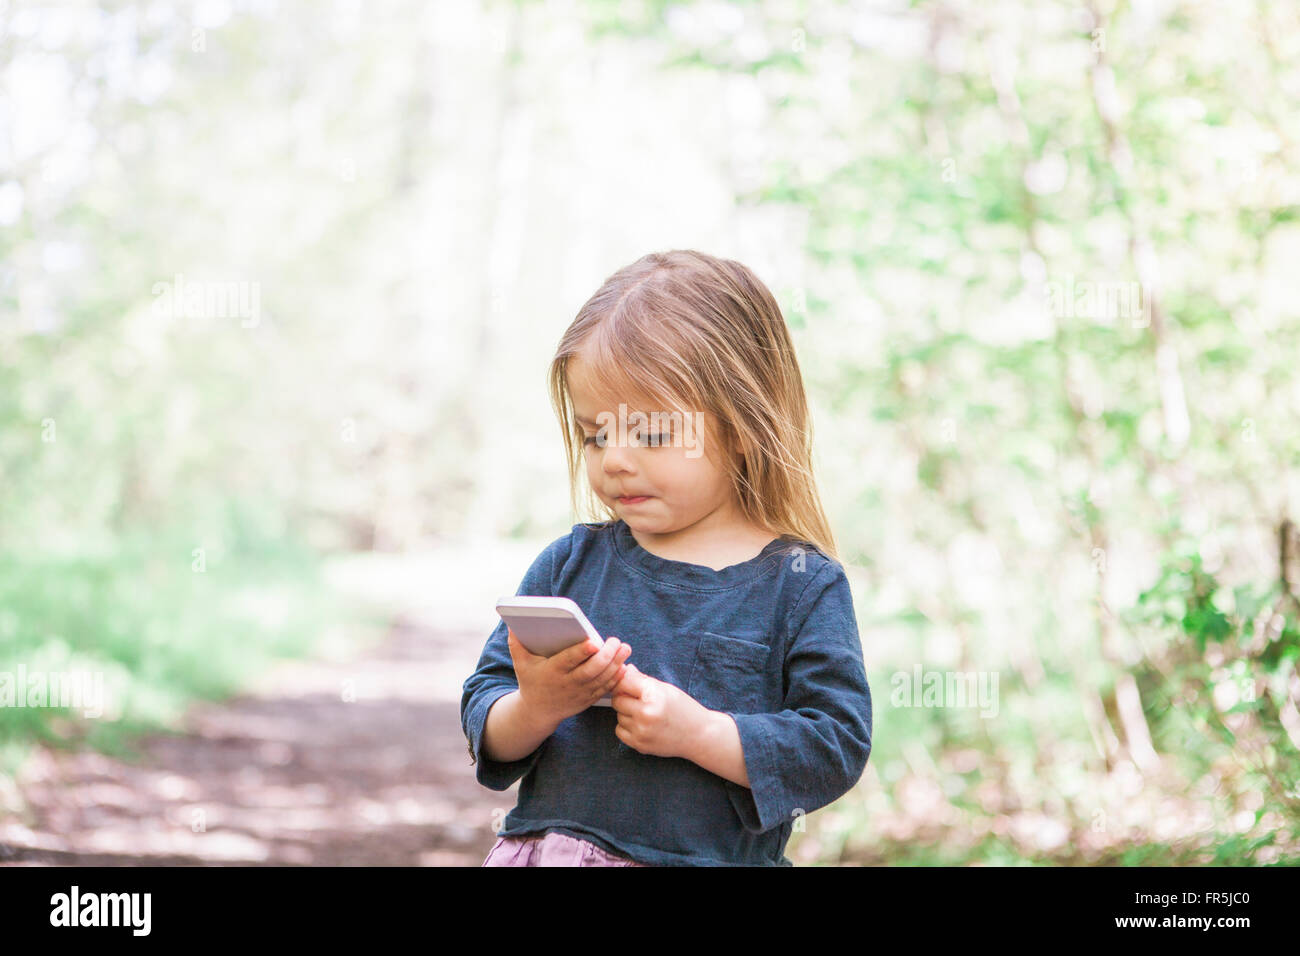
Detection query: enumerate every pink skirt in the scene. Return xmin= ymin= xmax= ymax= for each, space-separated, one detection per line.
xmin=482 ymin=830 xmax=647 ymax=867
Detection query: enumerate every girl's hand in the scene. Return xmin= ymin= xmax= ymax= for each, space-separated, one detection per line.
xmin=507 ymin=627 xmax=632 ymax=730
xmin=610 ymin=663 xmax=710 ymax=760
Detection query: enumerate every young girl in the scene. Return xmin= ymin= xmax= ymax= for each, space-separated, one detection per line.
xmin=461 ymin=249 xmax=872 ymax=867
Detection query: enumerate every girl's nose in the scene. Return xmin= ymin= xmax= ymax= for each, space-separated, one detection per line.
xmin=601 ymin=443 xmax=635 ymax=473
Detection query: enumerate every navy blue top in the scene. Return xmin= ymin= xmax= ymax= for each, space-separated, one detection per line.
xmin=459 ymin=518 xmax=873 ymax=866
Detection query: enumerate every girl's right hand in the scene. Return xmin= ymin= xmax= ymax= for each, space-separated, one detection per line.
xmin=507 ymin=627 xmax=632 ymax=730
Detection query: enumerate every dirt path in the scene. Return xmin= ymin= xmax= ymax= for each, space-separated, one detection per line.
xmin=7 ymin=540 xmax=1255 ymax=867
xmin=0 ymin=616 xmax=506 ymax=866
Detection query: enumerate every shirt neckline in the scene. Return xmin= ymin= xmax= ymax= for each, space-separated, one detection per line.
xmin=610 ymin=518 xmax=793 ymax=590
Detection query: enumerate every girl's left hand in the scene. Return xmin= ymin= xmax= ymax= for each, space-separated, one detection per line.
xmin=610 ymin=663 xmax=710 ymax=760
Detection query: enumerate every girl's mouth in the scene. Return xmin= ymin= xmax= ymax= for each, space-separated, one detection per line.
xmin=617 ymin=496 xmax=652 ymax=505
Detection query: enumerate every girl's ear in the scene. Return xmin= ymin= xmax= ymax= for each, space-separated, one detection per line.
xmin=728 ymin=423 xmax=746 ymax=459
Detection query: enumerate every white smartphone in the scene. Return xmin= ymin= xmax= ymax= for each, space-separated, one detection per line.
xmin=495 ymin=596 xmax=613 ymax=707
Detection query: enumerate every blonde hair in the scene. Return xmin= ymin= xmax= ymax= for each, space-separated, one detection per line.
xmin=546 ymin=249 xmax=840 ymax=564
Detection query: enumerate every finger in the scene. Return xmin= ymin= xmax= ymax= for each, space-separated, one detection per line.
xmin=596 ymin=664 xmax=626 ymax=697
xmin=615 ymin=723 xmax=642 ymax=753
xmin=604 ymin=663 xmax=628 ymax=691
xmin=611 ymin=655 xmax=642 ymax=691
xmin=594 ymin=644 xmax=632 ymax=686
xmin=571 ymin=637 xmax=622 ymax=681
xmin=558 ymin=635 xmax=602 ymax=670
xmin=607 ymin=649 xmax=634 ymax=687
xmin=609 ymin=680 xmax=635 ymax=709
xmin=615 ymin=662 xmax=646 ymax=698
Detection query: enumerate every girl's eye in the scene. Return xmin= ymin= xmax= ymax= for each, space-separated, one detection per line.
xmin=582 ymin=433 xmax=668 ymax=448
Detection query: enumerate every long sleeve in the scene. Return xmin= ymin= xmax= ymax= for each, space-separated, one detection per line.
xmin=459 ymin=533 xmax=571 ymax=791
xmin=723 ymin=562 xmax=873 ymax=833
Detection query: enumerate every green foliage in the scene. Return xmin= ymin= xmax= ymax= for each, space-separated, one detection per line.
xmin=605 ymin=0 xmax=1300 ymax=865
xmin=4 ymin=0 xmax=1298 ymax=867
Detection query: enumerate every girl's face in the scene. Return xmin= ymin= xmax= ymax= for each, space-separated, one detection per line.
xmin=567 ymin=355 xmax=740 ymax=538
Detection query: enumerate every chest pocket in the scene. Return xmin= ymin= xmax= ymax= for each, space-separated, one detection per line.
xmin=686 ymin=632 xmax=772 ymax=714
